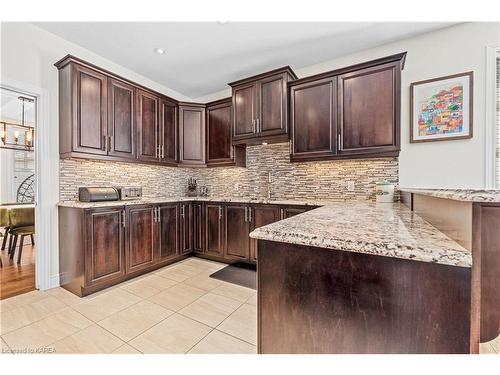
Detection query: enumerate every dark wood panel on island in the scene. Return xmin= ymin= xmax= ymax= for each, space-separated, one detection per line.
xmin=257 ymin=239 xmax=472 ymax=354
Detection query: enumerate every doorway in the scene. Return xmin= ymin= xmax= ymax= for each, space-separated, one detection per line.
xmin=0 ymin=87 xmax=37 ymax=299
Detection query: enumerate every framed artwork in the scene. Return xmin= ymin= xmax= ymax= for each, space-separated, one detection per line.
xmin=410 ymin=71 xmax=473 ymax=143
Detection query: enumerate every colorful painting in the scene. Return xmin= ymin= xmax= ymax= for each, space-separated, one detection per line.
xmin=410 ymin=72 xmax=473 ymax=143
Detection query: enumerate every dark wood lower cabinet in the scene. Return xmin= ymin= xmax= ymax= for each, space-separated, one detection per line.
xmin=192 ymin=203 xmax=204 ymax=253
xmin=125 ymin=205 xmax=156 ymax=274
xmin=250 ymin=205 xmax=281 ymax=262
xmin=84 ymin=207 xmax=125 ymax=287
xmin=224 ymin=204 xmax=251 ymax=261
xmin=157 ymin=204 xmax=180 ymax=263
xmin=180 ymin=203 xmax=193 ymax=254
xmin=205 ymin=204 xmax=224 ymax=257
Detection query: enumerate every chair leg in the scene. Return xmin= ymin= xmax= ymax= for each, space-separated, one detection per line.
xmin=1 ymin=227 xmax=9 ymax=250
xmin=9 ymin=235 xmax=18 ymax=260
xmin=30 ymin=234 xmax=35 ymax=245
xmin=17 ymin=235 xmax=25 ymax=264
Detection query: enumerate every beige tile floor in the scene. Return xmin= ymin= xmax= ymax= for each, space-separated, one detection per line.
xmin=1 ymin=258 xmax=257 ymax=354
xmin=1 ymin=256 xmax=499 ymax=355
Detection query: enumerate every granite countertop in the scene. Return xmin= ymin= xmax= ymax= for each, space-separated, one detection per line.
xmin=249 ymin=202 xmax=471 ymax=268
xmin=58 ymin=196 xmax=335 ymax=209
xmin=400 ymin=188 xmax=500 ymax=203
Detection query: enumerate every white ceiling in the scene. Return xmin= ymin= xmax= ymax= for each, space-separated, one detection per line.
xmin=34 ymin=22 xmax=455 ymax=99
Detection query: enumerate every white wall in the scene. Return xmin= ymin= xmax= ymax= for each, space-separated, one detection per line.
xmin=196 ymin=22 xmax=500 ymax=189
xmin=0 ymin=22 xmax=192 ymax=287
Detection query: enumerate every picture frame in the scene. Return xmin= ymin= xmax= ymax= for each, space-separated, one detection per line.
xmin=410 ymin=71 xmax=473 ymax=143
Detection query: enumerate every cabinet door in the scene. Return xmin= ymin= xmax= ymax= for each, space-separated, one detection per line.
xmin=338 ymin=62 xmax=400 ymax=156
xmin=250 ymin=205 xmax=281 ymax=262
xmin=206 ymin=100 xmax=233 ymax=164
xmin=232 ymin=83 xmax=256 ymax=139
xmin=85 ymin=208 xmax=125 ymax=286
xmin=193 ymin=203 xmax=204 ymax=253
xmin=290 ymin=77 xmax=336 ymax=161
xmin=257 ymin=73 xmax=287 ymax=136
xmin=179 ymin=105 xmax=205 ymax=165
xmin=180 ymin=203 xmax=193 ymax=254
xmin=224 ymin=205 xmax=250 ymax=261
xmin=126 ymin=205 xmax=156 ymax=274
xmin=159 ymin=98 xmax=178 ymax=164
xmin=282 ymin=206 xmax=308 ymax=219
xmin=205 ymin=204 xmax=223 ymax=257
xmin=108 ymin=79 xmax=135 ymax=159
xmin=74 ymin=64 xmax=108 ymax=155
xmin=137 ymin=90 xmax=159 ymax=162
xmin=157 ymin=204 xmax=179 ymax=263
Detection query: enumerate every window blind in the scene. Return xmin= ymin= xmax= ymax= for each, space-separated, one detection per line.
xmin=496 ymin=57 xmax=500 ymax=188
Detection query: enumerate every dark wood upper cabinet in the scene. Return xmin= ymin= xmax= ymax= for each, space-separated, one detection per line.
xmin=205 ymin=203 xmax=224 ymax=257
xmin=108 ymin=79 xmax=136 ymax=159
xmin=289 ymin=53 xmax=405 ymax=162
xmin=125 ymin=205 xmax=156 ymax=274
xmin=84 ymin=207 xmax=125 ymax=286
xmin=206 ymin=98 xmax=246 ymax=167
xmin=224 ymin=204 xmax=251 ymax=261
xmin=230 ymin=67 xmax=297 ymax=145
xmin=338 ymin=61 xmax=401 ymax=156
xmin=159 ymin=98 xmax=178 ymax=165
xmin=290 ymin=77 xmax=336 ymax=161
xmin=178 ymin=103 xmax=206 ymax=166
xmin=157 ymin=204 xmax=179 ymax=263
xmin=136 ymin=90 xmax=160 ymax=162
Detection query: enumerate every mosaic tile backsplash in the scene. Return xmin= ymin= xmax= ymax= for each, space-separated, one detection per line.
xmin=59 ymin=142 xmax=399 ymax=202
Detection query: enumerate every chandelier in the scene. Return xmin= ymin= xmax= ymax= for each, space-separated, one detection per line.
xmin=0 ymin=96 xmax=35 ymax=151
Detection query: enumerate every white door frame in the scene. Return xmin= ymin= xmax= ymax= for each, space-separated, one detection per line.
xmin=485 ymin=44 xmax=500 ymax=189
xmin=1 ymin=78 xmax=53 ymax=291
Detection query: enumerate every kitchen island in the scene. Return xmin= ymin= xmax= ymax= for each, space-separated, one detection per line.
xmin=250 ymin=202 xmax=475 ymax=354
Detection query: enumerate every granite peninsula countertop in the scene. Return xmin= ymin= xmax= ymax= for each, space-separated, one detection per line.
xmin=400 ymin=188 xmax=500 ymax=203
xmin=58 ymin=196 xmax=333 ymax=209
xmin=249 ymin=202 xmax=472 ymax=268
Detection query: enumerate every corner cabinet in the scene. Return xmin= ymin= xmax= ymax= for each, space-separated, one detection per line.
xmin=230 ymin=66 xmax=297 ymax=145
xmin=178 ymin=103 xmax=206 ymax=166
xmin=290 ymin=52 xmax=406 ymax=162
xmin=206 ymin=98 xmax=246 ymax=167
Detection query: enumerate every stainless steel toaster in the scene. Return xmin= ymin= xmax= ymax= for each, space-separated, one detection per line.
xmin=78 ymin=187 xmax=119 ymax=202
xmin=116 ymin=186 xmax=143 ymax=200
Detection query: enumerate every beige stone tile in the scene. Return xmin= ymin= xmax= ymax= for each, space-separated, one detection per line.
xmin=0 ymin=296 xmax=67 ymax=335
xmin=181 ymin=258 xmax=226 ymax=272
xmin=120 ymin=274 xmax=177 ymax=298
xmin=246 ymin=294 xmax=257 ymax=306
xmin=0 ymin=290 xmax=46 ymax=311
xmin=72 ymin=288 xmax=141 ymax=322
xmin=111 ymin=344 xmax=142 ymax=354
xmin=98 ymin=300 xmax=174 ymax=342
xmin=2 ymin=308 xmax=92 ymax=351
xmin=1 ymin=337 xmax=11 ymax=354
xmin=182 ymin=273 xmax=223 ymax=292
xmin=155 ymin=267 xmax=194 ymax=282
xmin=188 ymin=330 xmax=257 ymax=354
xmin=217 ymin=304 xmax=257 ymax=345
xmin=44 ymin=287 xmax=83 ymax=306
xmin=147 ymin=284 xmax=205 ymax=311
xmin=129 ymin=313 xmax=211 ymax=354
xmin=179 ymin=293 xmax=242 ymax=328
xmin=480 ymin=343 xmax=498 ymax=354
xmin=168 ymin=263 xmax=205 ymax=277
xmin=52 ymin=324 xmax=124 ymax=354
xmin=212 ymin=283 xmax=256 ymax=303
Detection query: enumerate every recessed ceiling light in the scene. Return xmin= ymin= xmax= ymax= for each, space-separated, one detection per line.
xmin=217 ymin=21 xmax=229 ymax=24
xmin=154 ymin=48 xmax=165 ymax=55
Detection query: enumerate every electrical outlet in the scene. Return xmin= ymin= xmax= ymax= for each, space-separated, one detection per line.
xmin=347 ymin=181 xmax=355 ymax=191
xmin=234 ymin=183 xmax=239 ymax=191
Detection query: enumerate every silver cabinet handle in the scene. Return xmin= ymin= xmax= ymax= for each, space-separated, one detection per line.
xmin=181 ymin=204 xmax=185 ymax=218
xmin=122 ymin=210 xmax=126 ymax=227
xmin=157 ymin=207 xmax=161 ymax=222
xmin=153 ymin=207 xmax=156 ymax=222
xmin=244 ymin=206 xmax=248 ymax=222
xmin=218 ymin=206 xmax=222 ymax=220
xmin=338 ymin=133 xmax=341 ymax=150
xmin=256 ymin=119 xmax=260 ymax=133
xmin=252 ymin=119 xmax=256 ymax=133
xmin=248 ymin=207 xmax=252 ymax=222
xmin=161 ymin=144 xmax=165 ymax=158
xmin=280 ymin=208 xmax=284 ymax=219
